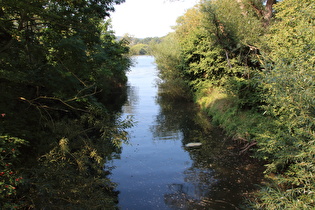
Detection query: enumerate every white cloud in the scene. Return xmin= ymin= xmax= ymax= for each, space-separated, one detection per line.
xmin=110 ymin=0 xmax=198 ymax=38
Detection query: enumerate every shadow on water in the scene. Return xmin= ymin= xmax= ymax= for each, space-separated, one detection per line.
xmin=154 ymin=93 xmax=264 ymax=209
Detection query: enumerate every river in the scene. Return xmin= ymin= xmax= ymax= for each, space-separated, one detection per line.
xmin=106 ymin=56 xmax=262 ymax=209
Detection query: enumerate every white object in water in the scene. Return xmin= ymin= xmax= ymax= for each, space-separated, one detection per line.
xmin=185 ymin=142 xmax=202 ymax=147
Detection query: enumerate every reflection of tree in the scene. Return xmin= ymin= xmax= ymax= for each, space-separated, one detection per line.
xmin=151 ymin=93 xmax=211 ymax=143
xmin=154 ymin=87 xmax=264 ymax=209
xmin=179 ymin=136 xmax=265 ymax=208
xmin=122 ymin=84 xmax=139 ymax=114
xmin=164 ymin=155 xmax=263 ymax=209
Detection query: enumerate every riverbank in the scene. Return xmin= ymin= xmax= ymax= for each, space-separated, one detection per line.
xmin=0 ymin=1 xmax=132 ymax=208
xmin=195 ymin=85 xmax=265 ymax=149
xmin=151 ymin=0 xmax=315 ymax=208
xmin=193 ymin=81 xmax=315 ymax=209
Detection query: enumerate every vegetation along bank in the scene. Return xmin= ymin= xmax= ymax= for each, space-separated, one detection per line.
xmin=152 ymin=0 xmax=315 ymax=208
xmin=0 ymin=0 xmax=132 ymax=208
xmin=1 ymin=0 xmax=314 ymax=208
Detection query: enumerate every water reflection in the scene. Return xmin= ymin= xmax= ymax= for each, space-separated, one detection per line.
xmin=153 ymin=73 xmax=263 ymax=209
xmin=107 ymin=56 xmax=263 ymax=209
xmin=122 ymin=85 xmax=139 ymax=114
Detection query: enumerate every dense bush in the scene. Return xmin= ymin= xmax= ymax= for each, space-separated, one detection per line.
xmin=253 ymin=0 xmax=315 ymax=208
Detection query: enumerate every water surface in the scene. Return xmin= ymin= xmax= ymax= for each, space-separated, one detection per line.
xmin=106 ymin=56 xmax=261 ymax=209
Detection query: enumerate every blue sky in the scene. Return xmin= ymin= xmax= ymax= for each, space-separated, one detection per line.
xmin=110 ymin=0 xmax=199 ymax=38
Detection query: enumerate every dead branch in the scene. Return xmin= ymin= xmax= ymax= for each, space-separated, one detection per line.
xmin=34 ymin=96 xmax=88 ymax=112
xmin=239 ymin=141 xmax=257 ymax=154
xmin=54 ymin=56 xmax=88 ymax=87
xmin=66 ymin=86 xmax=101 ymax=103
xmin=19 ymin=96 xmax=88 ymax=113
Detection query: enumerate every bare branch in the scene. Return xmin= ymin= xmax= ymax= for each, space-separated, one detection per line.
xmin=239 ymin=141 xmax=257 ymax=154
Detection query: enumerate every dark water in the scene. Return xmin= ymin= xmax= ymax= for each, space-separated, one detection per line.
xmin=106 ymin=56 xmax=262 ymax=209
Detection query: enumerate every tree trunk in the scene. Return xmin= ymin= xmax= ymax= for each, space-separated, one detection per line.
xmin=264 ymin=0 xmax=276 ymax=25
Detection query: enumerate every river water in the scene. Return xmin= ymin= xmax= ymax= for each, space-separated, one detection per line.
xmin=106 ymin=56 xmax=262 ymax=209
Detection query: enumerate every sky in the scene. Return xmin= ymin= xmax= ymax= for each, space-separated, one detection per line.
xmin=109 ymin=0 xmax=199 ymax=38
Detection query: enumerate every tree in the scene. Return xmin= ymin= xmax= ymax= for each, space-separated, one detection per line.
xmin=0 ymin=0 xmax=131 ymax=208
xmin=264 ymin=0 xmax=276 ymax=24
xmin=253 ymin=0 xmax=315 ymax=208
xmin=154 ymin=0 xmax=315 ymax=208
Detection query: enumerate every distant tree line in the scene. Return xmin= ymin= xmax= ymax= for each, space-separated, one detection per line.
xmin=118 ymin=34 xmax=162 ymax=55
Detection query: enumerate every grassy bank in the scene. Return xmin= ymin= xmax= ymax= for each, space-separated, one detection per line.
xmin=195 ymin=82 xmax=264 ymax=144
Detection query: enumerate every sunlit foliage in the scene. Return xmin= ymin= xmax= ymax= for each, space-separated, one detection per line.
xmin=153 ymin=0 xmax=315 ymax=208
xmin=151 ymin=33 xmax=192 ymax=100
xmin=253 ymin=0 xmax=315 ymax=208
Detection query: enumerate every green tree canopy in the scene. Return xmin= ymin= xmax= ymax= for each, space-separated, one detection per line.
xmin=0 ymin=0 xmax=132 ymax=208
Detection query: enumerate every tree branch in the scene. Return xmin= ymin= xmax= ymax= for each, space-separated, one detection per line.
xmin=239 ymin=141 xmax=257 ymax=154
